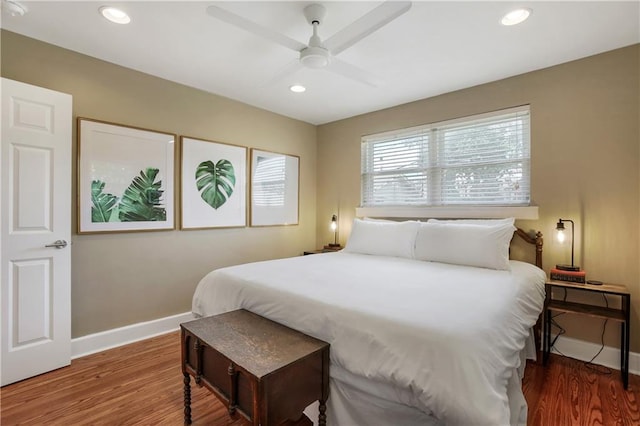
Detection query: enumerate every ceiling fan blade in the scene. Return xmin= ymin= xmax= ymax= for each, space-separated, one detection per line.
xmin=324 ymin=1 xmax=412 ymax=56
xmin=260 ymin=60 xmax=304 ymax=87
xmin=326 ymin=57 xmax=383 ymax=87
xmin=206 ymin=5 xmax=307 ymax=52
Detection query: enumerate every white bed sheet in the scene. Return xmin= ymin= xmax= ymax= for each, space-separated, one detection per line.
xmin=192 ymin=252 xmax=545 ymax=425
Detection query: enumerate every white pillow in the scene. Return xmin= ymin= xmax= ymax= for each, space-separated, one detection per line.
xmin=344 ymin=218 xmax=420 ymax=258
xmin=414 ymin=222 xmax=515 ymax=270
xmin=363 ymin=216 xmax=394 ymax=223
xmin=427 ymin=217 xmax=515 ymax=227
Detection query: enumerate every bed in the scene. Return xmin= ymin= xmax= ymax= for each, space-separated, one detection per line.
xmin=192 ymin=218 xmax=546 ymax=426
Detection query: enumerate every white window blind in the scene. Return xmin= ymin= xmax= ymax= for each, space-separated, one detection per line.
xmin=253 ymin=155 xmax=286 ymax=206
xmin=361 ymin=106 xmax=530 ymax=207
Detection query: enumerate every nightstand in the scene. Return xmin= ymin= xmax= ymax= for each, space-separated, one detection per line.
xmin=303 ymin=247 xmax=342 ymax=255
xmin=543 ymin=279 xmax=631 ymax=389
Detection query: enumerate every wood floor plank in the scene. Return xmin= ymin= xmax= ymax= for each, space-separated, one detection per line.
xmin=523 ymin=354 xmax=640 ymax=426
xmin=1 ymin=332 xmax=638 ymax=425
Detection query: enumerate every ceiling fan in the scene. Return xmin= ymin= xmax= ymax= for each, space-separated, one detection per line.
xmin=206 ymin=2 xmax=412 ymax=87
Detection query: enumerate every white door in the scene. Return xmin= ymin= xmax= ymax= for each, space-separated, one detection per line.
xmin=1 ymin=78 xmax=72 ymax=386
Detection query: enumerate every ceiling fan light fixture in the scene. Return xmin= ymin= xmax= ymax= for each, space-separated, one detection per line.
xmin=501 ymin=8 xmax=531 ymax=26
xmin=1 ymin=0 xmax=27 ymax=16
xmin=100 ymin=6 xmax=131 ymax=24
xmin=206 ymin=1 xmax=410 ymax=87
xmin=300 ymin=46 xmax=330 ymax=69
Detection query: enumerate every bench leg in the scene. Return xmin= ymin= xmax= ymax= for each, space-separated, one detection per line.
xmin=184 ymin=373 xmax=192 ymax=424
xmin=318 ymin=399 xmax=327 ymax=426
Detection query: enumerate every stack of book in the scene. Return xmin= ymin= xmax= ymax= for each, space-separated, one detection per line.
xmin=550 ymin=268 xmax=586 ymax=283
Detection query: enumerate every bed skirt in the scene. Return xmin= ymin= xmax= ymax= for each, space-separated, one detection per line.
xmin=302 ymin=328 xmax=537 ymax=426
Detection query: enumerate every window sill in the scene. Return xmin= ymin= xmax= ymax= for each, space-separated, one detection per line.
xmin=355 ymin=205 xmax=539 ymax=220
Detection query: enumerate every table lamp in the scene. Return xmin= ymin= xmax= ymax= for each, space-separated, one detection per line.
xmin=327 ymin=214 xmax=340 ymax=248
xmin=555 ymin=218 xmax=580 ymax=271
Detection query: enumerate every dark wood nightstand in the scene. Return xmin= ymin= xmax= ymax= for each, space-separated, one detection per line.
xmin=543 ymin=279 xmax=631 ymax=389
xmin=181 ymin=310 xmax=330 ymax=425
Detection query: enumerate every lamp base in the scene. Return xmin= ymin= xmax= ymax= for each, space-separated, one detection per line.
xmin=555 ymin=264 xmax=581 ymax=272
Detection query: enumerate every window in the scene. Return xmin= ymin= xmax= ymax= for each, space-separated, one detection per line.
xmin=361 ymin=106 xmax=530 ymax=207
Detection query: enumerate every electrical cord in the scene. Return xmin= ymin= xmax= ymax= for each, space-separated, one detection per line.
xmin=549 ymin=288 xmax=567 ymax=351
xmin=584 ymin=294 xmax=612 ymax=374
xmin=549 ymin=291 xmax=611 ymax=374
xmin=550 ymin=313 xmax=566 ymax=350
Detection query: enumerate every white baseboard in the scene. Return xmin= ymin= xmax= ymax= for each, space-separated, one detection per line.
xmin=551 ymin=335 xmax=640 ymax=376
xmin=71 ymin=311 xmax=194 ymax=359
xmin=71 ymin=312 xmax=639 ymax=378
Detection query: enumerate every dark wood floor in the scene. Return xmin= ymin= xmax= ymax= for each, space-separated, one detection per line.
xmin=1 ymin=331 xmax=638 ymax=425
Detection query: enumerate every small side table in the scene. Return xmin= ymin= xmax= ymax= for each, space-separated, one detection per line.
xmin=543 ymin=279 xmax=631 ymax=389
xmin=303 ymin=246 xmax=342 ymax=255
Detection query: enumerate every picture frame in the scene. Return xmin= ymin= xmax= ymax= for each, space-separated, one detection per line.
xmin=77 ymin=118 xmax=176 ymax=234
xmin=180 ymin=136 xmax=247 ymax=229
xmin=250 ymin=149 xmax=299 ymax=227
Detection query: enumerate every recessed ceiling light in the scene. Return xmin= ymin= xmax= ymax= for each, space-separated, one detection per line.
xmin=289 ymin=85 xmax=306 ymax=93
xmin=100 ymin=6 xmax=130 ymax=24
xmin=501 ymin=8 xmax=531 ymax=26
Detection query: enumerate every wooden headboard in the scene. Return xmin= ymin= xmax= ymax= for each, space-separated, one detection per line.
xmin=514 ymin=228 xmax=543 ymax=269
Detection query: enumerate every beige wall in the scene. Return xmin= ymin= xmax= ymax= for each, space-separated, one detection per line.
xmin=3 ymin=29 xmax=639 ymax=353
xmin=1 ymin=31 xmax=317 ymax=337
xmin=317 ymin=45 xmax=640 ymax=352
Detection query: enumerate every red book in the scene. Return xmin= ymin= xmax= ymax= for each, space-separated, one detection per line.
xmin=550 ymin=268 xmax=586 ymax=283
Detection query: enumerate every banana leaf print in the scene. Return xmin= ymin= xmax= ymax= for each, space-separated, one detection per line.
xmin=195 ymin=159 xmax=236 ymax=209
xmin=91 ymin=180 xmax=118 ymax=222
xmin=118 ymin=168 xmax=166 ymax=222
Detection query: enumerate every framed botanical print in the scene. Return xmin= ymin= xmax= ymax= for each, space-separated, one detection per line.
xmin=250 ymin=149 xmax=299 ymax=226
xmin=77 ymin=118 xmax=176 ymax=233
xmin=180 ymin=136 xmax=247 ymax=229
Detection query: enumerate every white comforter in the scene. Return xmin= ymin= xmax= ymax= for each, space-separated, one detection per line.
xmin=192 ymin=252 xmax=545 ymax=425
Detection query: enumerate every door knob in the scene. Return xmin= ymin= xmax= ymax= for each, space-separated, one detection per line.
xmin=45 ymin=240 xmax=68 ymax=249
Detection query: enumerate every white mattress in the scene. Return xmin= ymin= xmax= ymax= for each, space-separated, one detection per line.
xmin=192 ymin=252 xmax=545 ymax=425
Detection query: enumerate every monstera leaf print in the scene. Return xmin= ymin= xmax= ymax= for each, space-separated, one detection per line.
xmin=195 ymin=159 xmax=236 ymax=209
xmin=118 ymin=168 xmax=166 ymax=222
xmin=91 ymin=180 xmax=118 ymax=222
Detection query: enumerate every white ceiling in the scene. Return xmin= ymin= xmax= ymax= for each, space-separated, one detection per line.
xmin=1 ymin=1 xmax=639 ymax=125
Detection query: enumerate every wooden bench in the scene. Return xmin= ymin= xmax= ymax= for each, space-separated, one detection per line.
xmin=181 ymin=309 xmax=330 ymax=425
